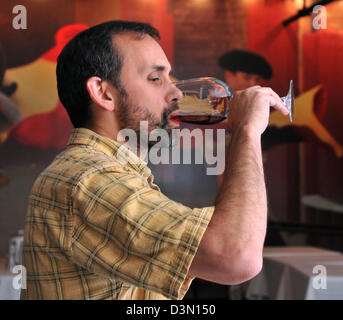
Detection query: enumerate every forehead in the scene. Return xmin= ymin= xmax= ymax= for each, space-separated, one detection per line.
xmin=236 ymin=71 xmax=259 ymax=80
xmin=113 ymin=33 xmax=171 ymax=74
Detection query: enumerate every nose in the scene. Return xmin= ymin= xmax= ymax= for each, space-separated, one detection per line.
xmin=166 ymin=83 xmax=183 ymax=104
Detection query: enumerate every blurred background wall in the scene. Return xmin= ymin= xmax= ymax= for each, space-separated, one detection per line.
xmin=1 ymin=0 xmax=343 ymax=261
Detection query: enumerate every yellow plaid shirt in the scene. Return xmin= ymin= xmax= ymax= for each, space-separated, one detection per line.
xmin=21 ymin=128 xmax=214 ymax=300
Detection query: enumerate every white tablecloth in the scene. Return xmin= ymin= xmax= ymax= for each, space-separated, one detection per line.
xmin=0 ymin=268 xmax=21 ymax=300
xmin=233 ymin=246 xmax=343 ymax=300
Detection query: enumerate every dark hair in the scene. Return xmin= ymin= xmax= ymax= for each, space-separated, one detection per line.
xmin=218 ymin=49 xmax=273 ymax=80
xmin=56 ymin=20 xmax=160 ymax=128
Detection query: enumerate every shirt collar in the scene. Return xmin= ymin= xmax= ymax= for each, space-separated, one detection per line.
xmin=67 ymin=127 xmax=152 ymax=178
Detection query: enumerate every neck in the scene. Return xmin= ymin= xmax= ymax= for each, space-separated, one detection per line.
xmin=85 ymin=122 xmax=121 ymax=144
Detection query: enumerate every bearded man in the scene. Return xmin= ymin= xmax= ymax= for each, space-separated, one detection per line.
xmin=21 ymin=21 xmax=288 ymax=300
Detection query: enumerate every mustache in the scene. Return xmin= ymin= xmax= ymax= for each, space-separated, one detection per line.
xmin=160 ymin=101 xmax=179 ymax=129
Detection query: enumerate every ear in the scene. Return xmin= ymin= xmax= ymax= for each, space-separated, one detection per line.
xmin=86 ymin=76 xmax=117 ymax=112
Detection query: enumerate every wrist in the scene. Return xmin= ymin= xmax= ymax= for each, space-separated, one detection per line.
xmin=232 ymin=125 xmax=262 ymax=144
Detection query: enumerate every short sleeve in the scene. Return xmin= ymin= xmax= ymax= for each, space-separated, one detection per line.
xmin=70 ymin=167 xmax=214 ymax=299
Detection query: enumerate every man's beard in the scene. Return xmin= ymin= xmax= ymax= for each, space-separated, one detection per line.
xmin=117 ymin=87 xmax=178 ymax=150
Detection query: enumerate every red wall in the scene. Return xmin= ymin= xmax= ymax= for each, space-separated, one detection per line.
xmin=302 ymin=30 xmax=343 ymax=202
xmin=120 ymin=0 xmax=174 ymax=66
xmin=247 ymin=1 xmax=299 ymax=222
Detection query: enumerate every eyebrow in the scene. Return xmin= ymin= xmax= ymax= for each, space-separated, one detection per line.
xmin=151 ymin=65 xmax=173 ymax=75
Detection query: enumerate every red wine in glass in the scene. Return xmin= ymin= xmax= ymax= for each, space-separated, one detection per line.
xmin=171 ymin=77 xmax=232 ymax=125
xmin=170 ymin=77 xmax=294 ymax=125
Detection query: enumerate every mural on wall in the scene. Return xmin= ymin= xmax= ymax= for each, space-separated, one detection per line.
xmin=269 ymin=85 xmax=343 ymax=157
xmin=0 ymin=24 xmax=88 ymax=187
xmin=2 ymin=24 xmax=88 ymax=149
xmin=0 ymin=43 xmax=21 ymax=187
xmin=244 ymin=0 xmax=343 ymax=220
xmin=245 ymin=1 xmax=343 ymax=158
xmin=215 ymin=46 xmax=342 ymax=157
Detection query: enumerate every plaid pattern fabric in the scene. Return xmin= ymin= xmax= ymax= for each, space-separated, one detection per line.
xmin=21 ymin=128 xmax=214 ymax=300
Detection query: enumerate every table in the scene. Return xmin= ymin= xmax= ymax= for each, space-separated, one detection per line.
xmin=232 ymin=246 xmax=343 ymax=300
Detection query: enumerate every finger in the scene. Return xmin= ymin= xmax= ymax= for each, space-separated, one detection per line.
xmin=268 ymin=95 xmax=289 ymax=115
xmin=257 ymin=87 xmax=283 ymax=103
xmin=257 ymin=87 xmax=288 ymax=114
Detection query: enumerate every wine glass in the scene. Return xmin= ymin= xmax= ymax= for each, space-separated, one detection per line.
xmin=171 ymin=77 xmax=294 ymax=124
xmin=281 ymin=79 xmax=294 ymax=122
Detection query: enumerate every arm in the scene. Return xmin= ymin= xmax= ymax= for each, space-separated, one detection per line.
xmin=189 ymin=86 xmax=289 ymax=285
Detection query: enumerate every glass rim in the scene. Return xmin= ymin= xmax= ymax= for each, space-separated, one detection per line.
xmin=171 ymin=76 xmax=232 ymax=125
xmin=172 ymin=77 xmax=234 ymax=97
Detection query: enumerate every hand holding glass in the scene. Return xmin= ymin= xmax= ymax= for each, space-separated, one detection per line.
xmin=171 ymin=77 xmax=294 ymax=124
